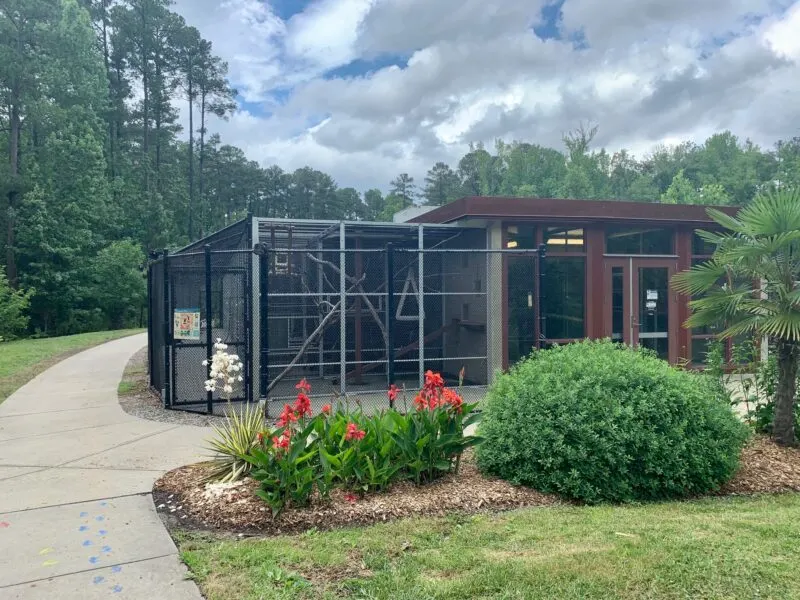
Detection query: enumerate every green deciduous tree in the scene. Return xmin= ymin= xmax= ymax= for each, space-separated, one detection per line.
xmin=0 ymin=266 xmax=32 ymax=339
xmin=673 ymin=189 xmax=800 ymax=446
xmin=90 ymin=240 xmax=146 ymax=329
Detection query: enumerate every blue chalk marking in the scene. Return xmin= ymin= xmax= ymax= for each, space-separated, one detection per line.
xmin=95 ymin=516 xmax=105 ymax=522
xmin=101 ymin=545 xmax=112 ymax=553
xmin=82 ymin=540 xmax=93 ymax=547
xmin=112 ymin=585 xmax=123 ymax=593
xmin=79 ymin=525 xmax=89 ymax=532
xmin=111 ymin=565 xmax=122 ymax=573
xmin=88 ymin=556 xmax=100 ymax=565
xmin=79 ymin=512 xmax=88 ymax=517
xmin=99 ymin=501 xmax=108 ymax=507
xmin=93 ymin=575 xmax=105 ymax=585
xmin=98 ymin=529 xmax=108 ymax=536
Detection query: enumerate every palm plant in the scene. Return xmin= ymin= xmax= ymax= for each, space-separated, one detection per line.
xmin=672 ymin=189 xmax=800 ymax=446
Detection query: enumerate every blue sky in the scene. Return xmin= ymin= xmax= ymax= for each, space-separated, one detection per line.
xmin=172 ymin=0 xmax=800 ymax=191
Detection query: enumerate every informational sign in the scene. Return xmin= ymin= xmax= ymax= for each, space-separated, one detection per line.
xmin=646 ymin=289 xmax=659 ymax=301
xmin=174 ymin=308 xmax=201 ymax=340
xmin=645 ymin=300 xmax=657 ymax=311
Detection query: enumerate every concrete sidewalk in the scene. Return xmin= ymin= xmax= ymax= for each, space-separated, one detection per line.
xmin=0 ymin=334 xmax=211 ymax=599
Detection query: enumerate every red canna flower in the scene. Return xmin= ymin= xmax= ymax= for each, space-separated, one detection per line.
xmin=387 ymin=384 xmax=399 ymax=403
xmin=344 ymin=422 xmax=366 ymax=441
xmin=293 ymin=392 xmax=312 ymax=418
xmin=295 ymin=378 xmax=312 ymax=394
xmin=442 ymin=387 xmax=464 ymax=413
xmin=272 ymin=428 xmax=292 ymax=450
xmin=413 ymin=392 xmax=428 ymax=411
xmin=321 ymin=403 xmax=332 ymax=415
xmin=424 ymin=370 xmax=444 ymax=390
xmin=344 ymin=493 xmax=358 ymax=503
xmin=277 ymin=403 xmax=299 ymax=427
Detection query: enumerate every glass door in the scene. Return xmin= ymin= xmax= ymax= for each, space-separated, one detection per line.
xmin=604 ymin=258 xmax=677 ymax=362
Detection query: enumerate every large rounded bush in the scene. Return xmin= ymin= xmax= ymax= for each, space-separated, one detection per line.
xmin=476 ymin=340 xmax=749 ymax=503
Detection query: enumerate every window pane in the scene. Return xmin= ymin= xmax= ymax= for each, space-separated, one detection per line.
xmin=507 ymin=256 xmax=536 ymax=364
xmin=505 ymin=224 xmax=536 ymax=249
xmin=606 ymin=227 xmax=673 ymax=254
xmin=611 ymin=266 xmax=624 ymax=341
xmin=542 ymin=257 xmax=585 ymax=339
xmin=545 ymin=227 xmax=584 ymax=253
xmin=691 ymin=337 xmax=713 ymax=364
xmin=692 ymin=232 xmax=717 ymax=256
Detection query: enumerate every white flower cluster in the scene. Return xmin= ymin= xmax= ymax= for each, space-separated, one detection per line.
xmin=202 ymin=339 xmax=244 ymax=397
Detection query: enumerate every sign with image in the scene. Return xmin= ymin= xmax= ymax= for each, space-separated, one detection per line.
xmin=174 ymin=308 xmax=201 ymax=340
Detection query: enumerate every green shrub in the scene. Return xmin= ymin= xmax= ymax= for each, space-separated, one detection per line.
xmin=476 ymin=340 xmax=749 ymax=504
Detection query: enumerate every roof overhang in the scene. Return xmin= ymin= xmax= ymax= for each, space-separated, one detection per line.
xmin=408 ymin=196 xmax=738 ymax=226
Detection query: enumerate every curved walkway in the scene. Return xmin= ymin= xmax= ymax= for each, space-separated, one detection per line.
xmin=0 ymin=334 xmax=210 ymax=599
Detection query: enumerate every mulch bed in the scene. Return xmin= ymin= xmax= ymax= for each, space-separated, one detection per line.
xmin=153 ymin=436 xmax=800 ymax=536
xmin=153 ymin=452 xmax=561 ymax=536
xmin=720 ymin=436 xmax=800 ymax=495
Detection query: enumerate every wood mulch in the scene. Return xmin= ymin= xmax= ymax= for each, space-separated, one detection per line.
xmin=153 ymin=436 xmax=800 ymax=536
xmin=720 ymin=436 xmax=800 ymax=495
xmin=153 ymin=452 xmax=561 ymax=536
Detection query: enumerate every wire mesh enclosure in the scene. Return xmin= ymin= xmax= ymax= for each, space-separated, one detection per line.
xmin=147 ymin=218 xmax=545 ymax=416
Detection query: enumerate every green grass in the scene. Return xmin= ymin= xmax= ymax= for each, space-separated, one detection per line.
xmin=177 ymin=494 xmax=800 ymax=600
xmin=117 ymin=352 xmax=148 ymax=397
xmin=0 ymin=329 xmax=143 ymax=404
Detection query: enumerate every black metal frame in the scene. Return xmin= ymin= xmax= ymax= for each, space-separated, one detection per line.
xmin=147 ymin=233 xmax=545 ymax=416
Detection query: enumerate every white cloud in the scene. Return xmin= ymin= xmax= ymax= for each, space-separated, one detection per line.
xmin=173 ymin=0 xmax=800 ymax=192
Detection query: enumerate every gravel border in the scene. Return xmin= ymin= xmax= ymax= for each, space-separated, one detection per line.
xmin=117 ymin=347 xmax=218 ymax=427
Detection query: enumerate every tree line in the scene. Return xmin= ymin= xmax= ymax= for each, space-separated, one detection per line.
xmin=2 ymin=1 xmax=800 ymax=338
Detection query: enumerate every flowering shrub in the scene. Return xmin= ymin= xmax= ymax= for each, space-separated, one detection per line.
xmin=242 ymin=372 xmax=482 ymax=516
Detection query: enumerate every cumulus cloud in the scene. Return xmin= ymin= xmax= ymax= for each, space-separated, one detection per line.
xmin=173 ymin=0 xmax=800 ymax=191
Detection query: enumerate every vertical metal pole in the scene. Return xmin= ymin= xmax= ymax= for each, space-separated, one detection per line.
xmin=205 ymin=245 xmax=214 ymax=415
xmin=418 ymin=225 xmax=425 ymax=388
xmin=317 ymin=241 xmax=324 ymax=378
xmin=162 ymin=249 xmax=171 ymax=408
xmin=386 ymin=243 xmax=395 ymax=393
xmin=259 ymin=250 xmax=270 ymax=417
xmin=244 ymin=251 xmax=252 ymax=403
xmin=339 ymin=222 xmax=347 ymax=396
xmin=147 ymin=261 xmax=153 ymax=387
xmin=537 ymin=243 xmax=547 ymax=348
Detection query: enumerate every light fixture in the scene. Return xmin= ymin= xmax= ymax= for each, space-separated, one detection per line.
xmin=506 ymin=240 xmax=519 ymax=248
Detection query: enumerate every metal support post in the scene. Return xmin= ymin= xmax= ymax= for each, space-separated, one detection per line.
xmin=204 ymin=245 xmax=214 ymax=415
xmin=162 ymin=248 xmax=171 ymax=408
xmin=418 ymin=225 xmax=425 ymax=388
xmin=339 ymin=222 xmax=346 ymax=396
xmin=386 ymin=243 xmax=395 ymax=392
xmin=259 ymin=248 xmax=270 ymax=417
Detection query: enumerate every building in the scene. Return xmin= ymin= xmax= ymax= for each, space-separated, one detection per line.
xmin=148 ymin=197 xmax=732 ymax=414
xmin=406 ymin=196 xmax=736 ymax=369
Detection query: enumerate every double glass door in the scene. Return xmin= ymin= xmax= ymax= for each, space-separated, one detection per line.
xmin=605 ymin=258 xmax=677 ymax=361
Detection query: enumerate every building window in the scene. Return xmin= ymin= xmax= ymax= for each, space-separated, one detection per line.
xmin=606 ymin=227 xmax=673 ymax=255
xmin=542 ymin=257 xmax=585 ymax=340
xmin=692 ymin=232 xmax=717 ymax=256
xmin=505 ymin=224 xmax=536 ymax=249
xmin=545 ymin=227 xmax=584 ymax=253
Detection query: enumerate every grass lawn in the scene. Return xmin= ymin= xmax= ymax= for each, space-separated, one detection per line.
xmin=177 ymin=494 xmax=800 ymax=600
xmin=0 ymin=329 xmax=143 ymax=404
